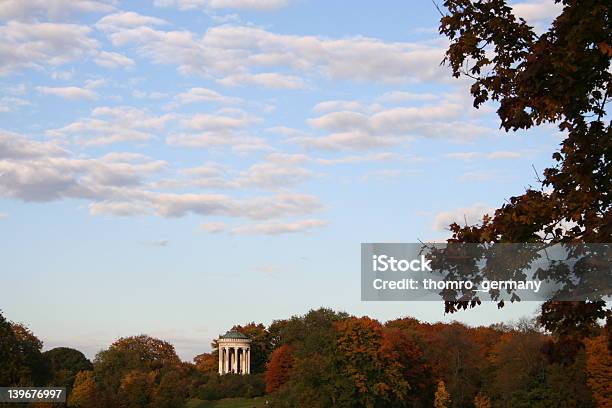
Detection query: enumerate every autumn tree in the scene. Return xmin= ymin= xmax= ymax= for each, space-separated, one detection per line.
xmin=92 ymin=335 xmax=184 ymax=407
xmin=474 ymin=393 xmax=491 ymax=408
xmin=193 ymin=352 xmax=217 ymax=374
xmin=438 ymin=0 xmax=611 ymax=335
xmin=585 ymin=335 xmax=612 ymax=407
xmin=334 ymin=317 xmax=410 ymax=407
xmin=0 ymin=312 xmax=49 ymax=387
xmin=116 ymin=370 xmax=155 ymax=408
xmin=434 ymin=381 xmax=451 ymax=408
xmin=265 ymin=344 xmax=294 ymax=393
xmin=382 ymin=327 xmax=434 ymax=407
xmin=68 ymin=371 xmax=103 ymax=408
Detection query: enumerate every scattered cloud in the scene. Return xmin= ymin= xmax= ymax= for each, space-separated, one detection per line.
xmin=218 ymin=73 xmax=305 ymax=89
xmin=98 ymin=23 xmax=447 ymax=86
xmin=0 ymin=21 xmax=98 ymax=75
xmin=445 ymin=151 xmax=523 ymax=161
xmin=200 ymin=222 xmax=226 ymax=233
xmin=511 ymin=0 xmax=563 ymax=32
xmin=290 ymin=94 xmax=488 ymax=151
xmin=36 ymin=86 xmax=97 ymax=100
xmin=0 ymin=96 xmax=29 ymax=112
xmin=171 ymin=87 xmax=242 ymax=106
xmin=375 ymin=91 xmax=438 ymax=104
xmin=95 ymin=11 xmax=167 ymax=31
xmin=231 ymin=219 xmax=328 ymax=235
xmin=94 ymin=50 xmax=135 ymax=68
xmin=432 ymin=203 xmax=495 ymax=231
xmin=0 ymin=0 xmax=114 ymax=21
xmin=154 ymin=0 xmax=290 ymax=11
xmin=47 ymin=106 xmax=175 ymax=145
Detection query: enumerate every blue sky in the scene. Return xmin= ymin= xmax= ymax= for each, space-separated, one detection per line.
xmin=0 ymin=0 xmax=564 ymax=360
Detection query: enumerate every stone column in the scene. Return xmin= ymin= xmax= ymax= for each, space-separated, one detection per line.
xmin=224 ymin=347 xmax=229 ymax=374
xmin=218 ymin=346 xmax=222 ymax=374
xmin=233 ymin=347 xmax=237 ymax=373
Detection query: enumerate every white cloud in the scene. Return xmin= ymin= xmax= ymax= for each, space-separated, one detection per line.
xmin=0 ymin=96 xmax=29 ymax=112
xmin=291 ymin=93 xmax=491 ymax=151
xmin=154 ymin=0 xmax=289 ymax=11
xmin=0 ymin=145 xmax=167 ymax=202
xmin=200 ymin=221 xmax=226 ymax=233
xmin=167 ymin=132 xmax=269 ymax=153
xmin=36 ymin=86 xmax=97 ymax=100
xmin=218 ymin=73 xmax=305 ymax=89
xmin=312 ymin=100 xmax=366 ymax=113
xmin=432 ymin=204 xmax=495 ymax=231
xmin=182 ymin=160 xmax=312 ymax=189
xmin=171 ymin=87 xmax=242 ymax=106
xmin=94 ymin=50 xmax=135 ymax=68
xmin=511 ymin=0 xmax=563 ymax=30
xmin=184 ymin=110 xmax=261 ymax=131
xmin=230 ymin=219 xmax=328 ymax=235
xmin=315 ymin=152 xmax=405 ymax=165
xmin=445 ymin=151 xmax=523 ymax=161
xmin=168 ymin=109 xmax=267 ymax=153
xmin=0 ymin=130 xmax=68 ymax=159
xmin=95 ymin=11 xmax=167 ymax=31
xmin=47 ymin=106 xmax=174 ymax=145
xmin=0 ymin=134 xmax=323 ymax=226
xmin=0 ymin=0 xmax=114 ymax=20
xmin=98 ymin=23 xmax=447 ymax=86
xmin=375 ymin=91 xmax=438 ymax=104
xmin=0 ymin=21 xmax=98 ymax=75
xmin=0 ymin=212 xmax=7 ymax=219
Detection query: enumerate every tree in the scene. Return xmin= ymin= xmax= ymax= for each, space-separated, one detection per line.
xmin=474 ymin=393 xmax=491 ymax=408
xmin=116 ymin=370 xmax=155 ymax=408
xmin=585 ymin=335 xmax=612 ymax=407
xmin=92 ymin=335 xmax=181 ymax=406
xmin=193 ymin=352 xmax=217 ymax=374
xmin=0 ymin=313 xmax=49 ymax=387
xmin=68 ymin=371 xmax=103 ymax=408
xmin=43 ymin=347 xmax=93 ymax=392
xmin=438 ymin=0 xmax=611 ymax=333
xmin=0 ymin=311 xmax=22 ymax=385
xmin=334 ymin=317 xmax=410 ymax=407
xmin=265 ymin=344 xmax=294 ymax=393
xmin=434 ymin=381 xmax=451 ymax=408
xmin=230 ymin=322 xmax=271 ymax=374
xmin=382 ymin=328 xmax=434 ymax=407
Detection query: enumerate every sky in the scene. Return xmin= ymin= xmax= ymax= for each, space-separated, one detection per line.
xmin=0 ymin=0 xmax=565 ymax=360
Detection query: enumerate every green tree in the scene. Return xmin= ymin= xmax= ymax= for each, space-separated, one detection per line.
xmin=230 ymin=322 xmax=271 ymax=374
xmin=0 ymin=312 xmax=49 ymax=387
xmin=43 ymin=347 xmax=92 ymax=393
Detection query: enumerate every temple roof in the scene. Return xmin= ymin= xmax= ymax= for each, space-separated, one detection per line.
xmin=219 ymin=330 xmax=250 ymax=340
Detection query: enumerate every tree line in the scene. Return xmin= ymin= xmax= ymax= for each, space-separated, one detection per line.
xmin=1 ymin=307 xmax=610 ymax=408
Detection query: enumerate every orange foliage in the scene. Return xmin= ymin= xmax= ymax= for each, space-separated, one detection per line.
xmin=585 ymin=335 xmax=612 ymax=408
xmin=265 ymin=344 xmax=294 ymax=393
